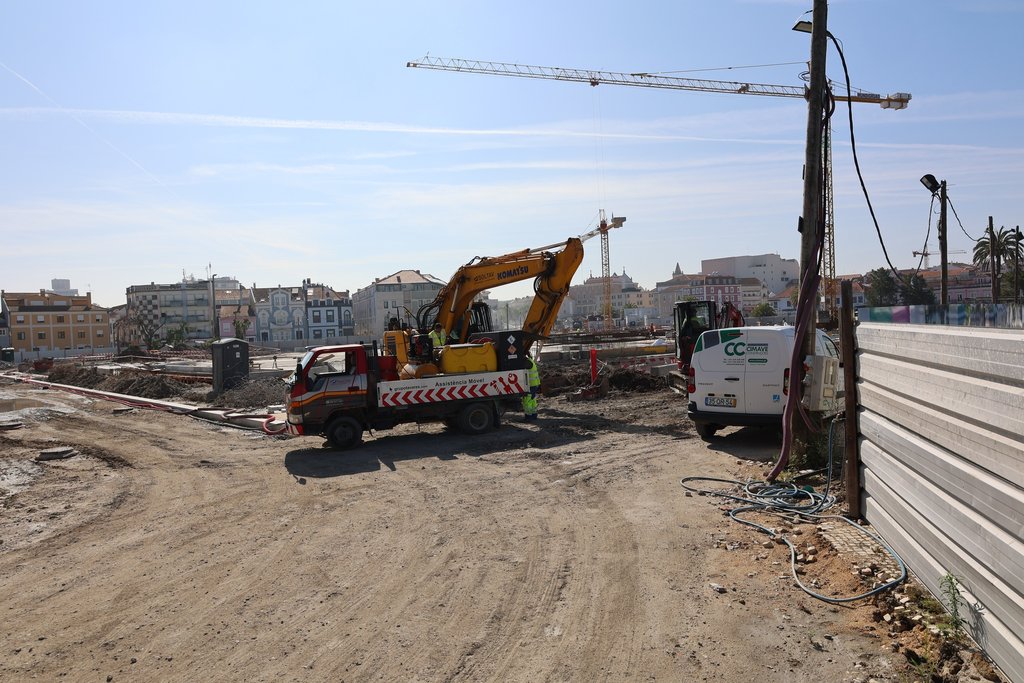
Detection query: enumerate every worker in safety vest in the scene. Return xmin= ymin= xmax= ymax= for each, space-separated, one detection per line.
xmin=522 ymin=356 xmax=541 ymax=421
xmin=428 ymin=323 xmax=446 ymax=349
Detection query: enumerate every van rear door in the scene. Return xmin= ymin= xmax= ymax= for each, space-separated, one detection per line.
xmin=692 ymin=328 xmax=747 ymax=415
xmin=743 ymin=327 xmax=792 ymax=416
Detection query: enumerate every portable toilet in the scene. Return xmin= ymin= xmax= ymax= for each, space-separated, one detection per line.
xmin=211 ymin=338 xmax=249 ymax=395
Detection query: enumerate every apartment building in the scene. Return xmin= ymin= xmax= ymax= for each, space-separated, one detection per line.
xmin=565 ymin=272 xmax=655 ymax=320
xmin=214 ymin=282 xmax=254 ymax=341
xmin=701 ymin=254 xmax=798 ymax=297
xmin=738 ymin=277 xmax=770 ymax=313
xmin=250 ymin=285 xmax=307 ymax=344
xmin=352 ymin=270 xmax=446 ymax=338
xmin=652 ymin=266 xmax=744 ymax=313
xmin=303 ymin=280 xmax=354 ymax=342
xmin=125 ymin=277 xmax=233 ymax=345
xmin=2 ymin=290 xmax=111 ymax=354
xmin=0 ymin=297 xmax=11 ymax=351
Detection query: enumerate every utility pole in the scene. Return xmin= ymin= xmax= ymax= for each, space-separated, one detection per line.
xmin=989 ymin=217 xmax=998 ymax=304
xmin=801 ymin=0 xmax=828 ymax=347
xmin=938 ymin=180 xmax=948 ymax=306
xmin=790 ymin=0 xmax=829 ymax=453
xmin=210 ymin=274 xmax=218 ymax=340
xmin=1015 ymin=226 xmax=1021 ymax=306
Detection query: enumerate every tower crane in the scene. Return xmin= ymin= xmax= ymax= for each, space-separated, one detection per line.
xmin=407 ymin=56 xmax=911 ymax=323
xmin=913 ymin=248 xmax=966 ymax=269
xmin=577 ymin=210 xmax=626 ymax=327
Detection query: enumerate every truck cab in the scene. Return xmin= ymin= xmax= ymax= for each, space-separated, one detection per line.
xmin=287 ymin=342 xmax=529 ymax=450
xmin=287 ymin=345 xmax=379 ymax=445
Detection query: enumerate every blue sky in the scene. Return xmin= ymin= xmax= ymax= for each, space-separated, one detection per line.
xmin=2 ymin=0 xmax=1021 ymax=308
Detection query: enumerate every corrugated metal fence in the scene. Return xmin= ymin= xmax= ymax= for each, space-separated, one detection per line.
xmin=856 ymin=322 xmax=1024 ymax=682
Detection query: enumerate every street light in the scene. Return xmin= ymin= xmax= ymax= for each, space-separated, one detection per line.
xmin=792 ymin=20 xmax=813 ymax=33
xmin=920 ymin=174 xmax=948 ymax=306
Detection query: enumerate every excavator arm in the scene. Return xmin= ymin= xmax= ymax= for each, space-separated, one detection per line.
xmin=417 ymin=237 xmax=584 ymax=347
xmin=717 ymin=302 xmax=745 ymax=328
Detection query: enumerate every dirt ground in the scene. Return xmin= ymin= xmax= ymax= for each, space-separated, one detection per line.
xmin=0 ymin=372 xmax=1001 ymax=682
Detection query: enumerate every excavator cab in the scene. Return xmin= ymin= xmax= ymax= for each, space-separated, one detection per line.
xmin=673 ymin=301 xmax=715 ymax=371
xmin=448 ymin=301 xmax=494 ymax=343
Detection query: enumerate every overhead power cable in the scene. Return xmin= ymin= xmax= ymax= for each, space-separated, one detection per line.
xmin=827 ymin=34 xmax=921 ymax=283
xmin=946 ymin=196 xmax=980 ymax=242
xmin=913 ymin=193 xmax=936 ymax=271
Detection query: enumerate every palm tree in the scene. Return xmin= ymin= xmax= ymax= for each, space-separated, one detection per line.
xmin=973 ymin=225 xmax=1016 ymax=283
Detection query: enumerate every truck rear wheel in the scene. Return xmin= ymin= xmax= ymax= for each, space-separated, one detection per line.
xmin=694 ymin=421 xmax=718 ymax=441
xmin=326 ymin=416 xmax=363 ymax=449
xmin=456 ymin=402 xmax=494 ymax=435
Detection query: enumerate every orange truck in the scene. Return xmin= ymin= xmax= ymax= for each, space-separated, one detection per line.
xmin=285 ymin=342 xmax=529 ymax=449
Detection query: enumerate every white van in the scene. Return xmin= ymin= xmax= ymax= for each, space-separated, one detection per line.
xmin=686 ymin=325 xmax=840 ymax=440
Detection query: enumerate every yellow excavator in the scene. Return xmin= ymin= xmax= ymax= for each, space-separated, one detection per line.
xmin=383 ymin=235 xmax=588 ymax=378
xmin=419 ymin=236 xmax=584 ymax=345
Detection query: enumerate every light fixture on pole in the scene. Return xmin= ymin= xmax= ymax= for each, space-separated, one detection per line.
xmin=792 ymin=20 xmax=813 ymax=33
xmin=920 ymin=174 xmax=948 ymax=306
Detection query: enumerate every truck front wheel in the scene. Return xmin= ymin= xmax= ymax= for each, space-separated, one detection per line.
xmin=326 ymin=416 xmax=364 ymax=449
xmin=457 ymin=402 xmax=495 ymax=435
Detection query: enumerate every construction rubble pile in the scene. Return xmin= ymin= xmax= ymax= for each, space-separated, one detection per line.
xmin=47 ymin=365 xmax=194 ymax=401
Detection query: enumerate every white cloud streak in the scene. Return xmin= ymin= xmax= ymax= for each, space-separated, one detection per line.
xmin=4 ymin=104 xmax=1022 ymax=155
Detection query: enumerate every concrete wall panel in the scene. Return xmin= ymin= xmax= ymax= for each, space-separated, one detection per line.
xmin=858 ymin=383 xmax=1024 ymax=489
xmin=863 ymin=497 xmax=1024 ymax=683
xmin=857 ymin=323 xmax=1024 ymax=384
xmin=857 ymin=322 xmax=1024 ymax=682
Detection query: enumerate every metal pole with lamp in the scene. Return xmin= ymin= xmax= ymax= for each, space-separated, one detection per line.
xmin=777 ymin=0 xmax=828 ymax=481
xmin=920 ymin=174 xmax=948 ymax=306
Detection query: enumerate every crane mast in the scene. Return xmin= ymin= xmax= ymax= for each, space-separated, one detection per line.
xmin=408 ymin=56 xmax=911 ymax=324
xmin=574 ymin=212 xmax=626 ymax=329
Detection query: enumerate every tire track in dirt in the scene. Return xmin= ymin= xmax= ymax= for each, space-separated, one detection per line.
xmin=1 ymin=386 xmax=906 ymax=682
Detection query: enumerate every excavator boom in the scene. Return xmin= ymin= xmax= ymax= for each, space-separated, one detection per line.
xmin=417 ymin=237 xmax=585 ymax=347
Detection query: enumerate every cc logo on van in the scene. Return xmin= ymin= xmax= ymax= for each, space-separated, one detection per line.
xmin=724 ymin=341 xmax=746 ymax=356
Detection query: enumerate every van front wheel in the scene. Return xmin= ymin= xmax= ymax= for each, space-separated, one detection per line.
xmin=694 ymin=421 xmax=718 ymax=441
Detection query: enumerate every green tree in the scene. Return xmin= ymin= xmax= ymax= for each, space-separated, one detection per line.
xmin=233 ymin=316 xmax=251 ymax=339
xmin=901 ymin=274 xmax=936 ymax=305
xmin=1000 ymin=228 xmax=1024 ymax=301
xmin=125 ymin=313 xmax=163 ymax=351
xmin=750 ymin=302 xmax=776 ymax=317
xmin=165 ymin=322 xmax=189 ymax=347
xmin=864 ymin=268 xmax=900 ymax=307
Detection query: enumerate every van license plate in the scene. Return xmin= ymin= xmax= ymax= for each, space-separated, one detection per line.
xmin=705 ymin=397 xmax=737 ymax=408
